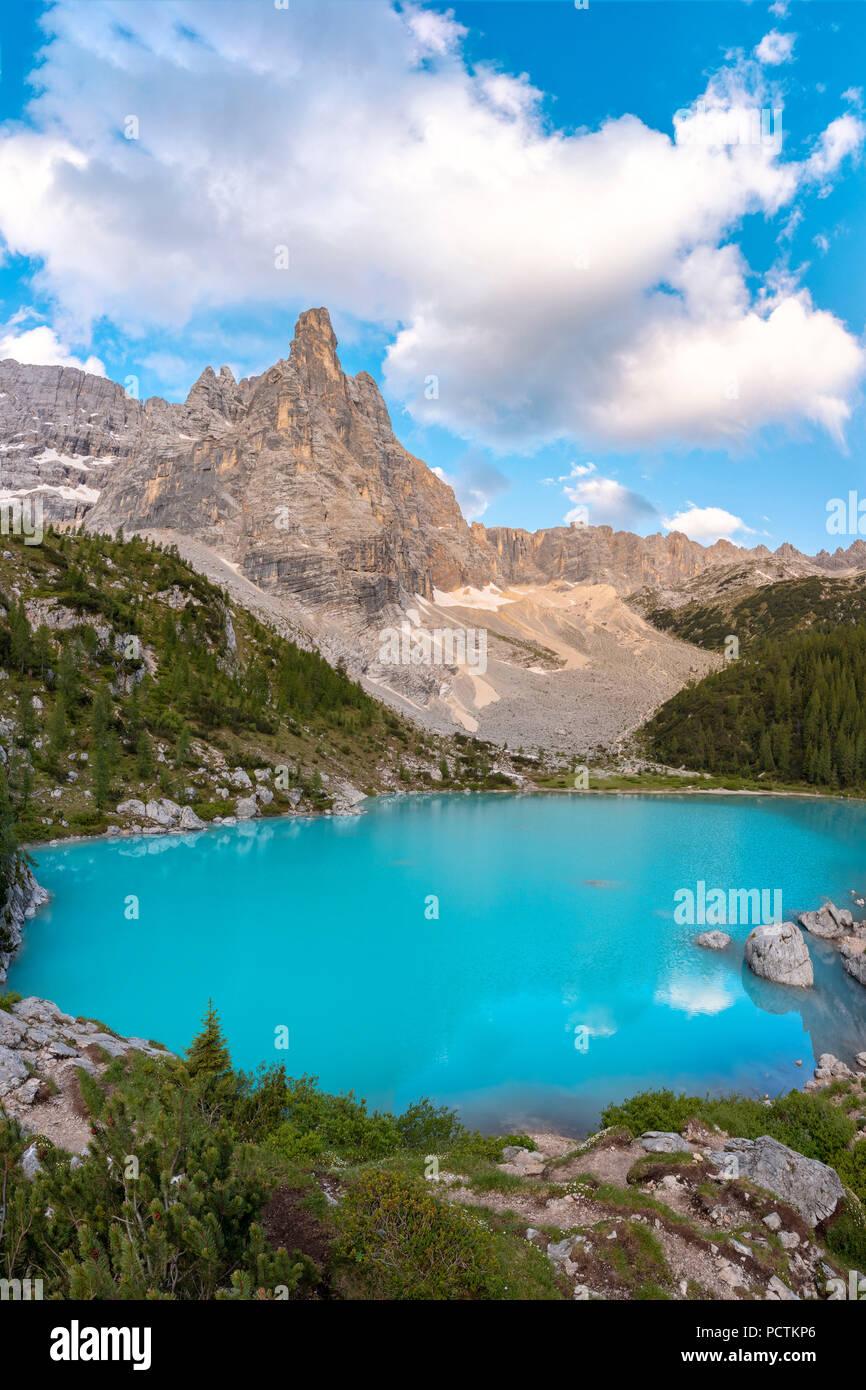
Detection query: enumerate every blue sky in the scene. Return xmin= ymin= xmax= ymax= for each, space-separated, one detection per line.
xmin=0 ymin=0 xmax=864 ymax=553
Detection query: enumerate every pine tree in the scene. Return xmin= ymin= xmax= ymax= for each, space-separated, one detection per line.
xmin=33 ymin=623 xmax=53 ymax=681
xmin=175 ymin=723 xmax=191 ymax=768
xmin=17 ymin=690 xmax=35 ymax=745
xmin=187 ymin=1000 xmax=232 ymax=1080
xmin=5 ymin=1066 xmax=316 ymax=1300
xmin=46 ymin=692 xmax=68 ymax=773
xmin=8 ymin=599 xmax=31 ymax=674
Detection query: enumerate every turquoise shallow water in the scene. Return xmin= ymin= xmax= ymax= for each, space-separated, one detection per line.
xmin=9 ymin=793 xmax=866 ymax=1135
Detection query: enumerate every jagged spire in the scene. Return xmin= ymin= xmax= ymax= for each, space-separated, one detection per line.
xmin=288 ymin=307 xmax=343 ymax=389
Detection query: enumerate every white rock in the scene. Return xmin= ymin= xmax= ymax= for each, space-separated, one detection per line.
xmin=745 ymin=922 xmax=813 ymax=989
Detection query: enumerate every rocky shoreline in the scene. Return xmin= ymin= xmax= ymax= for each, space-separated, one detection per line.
xmin=0 ymin=993 xmax=174 ymax=1157
xmin=0 ymin=858 xmax=49 ymax=987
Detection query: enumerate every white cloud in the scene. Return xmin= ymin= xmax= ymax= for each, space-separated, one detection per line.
xmin=755 ymin=30 xmax=796 ymax=66
xmin=432 ymin=453 xmax=509 ymax=521
xmin=662 ymin=504 xmax=753 ymax=544
xmin=561 ymin=464 xmax=659 ymax=530
xmin=806 ymin=114 xmax=866 ymax=184
xmin=0 ymin=1 xmax=861 ymax=454
xmin=404 ymin=4 xmax=466 ymax=59
xmin=0 ymin=320 xmax=104 ymax=374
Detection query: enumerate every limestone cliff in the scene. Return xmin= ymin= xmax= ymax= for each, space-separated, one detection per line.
xmin=86 ymin=308 xmax=491 ymax=619
xmin=3 ymin=308 xmax=866 ymax=626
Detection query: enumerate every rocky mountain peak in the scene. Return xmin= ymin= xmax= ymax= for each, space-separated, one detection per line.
xmin=288 ymin=306 xmax=343 ymax=392
xmin=3 ymin=309 xmax=866 ymax=642
xmin=184 ymin=363 xmax=241 ymax=420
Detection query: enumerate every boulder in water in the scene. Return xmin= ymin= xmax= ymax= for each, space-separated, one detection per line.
xmin=695 ymin=930 xmax=731 ymax=950
xmin=798 ymin=903 xmax=853 ymax=939
xmin=745 ymin=921 xmax=813 ymax=989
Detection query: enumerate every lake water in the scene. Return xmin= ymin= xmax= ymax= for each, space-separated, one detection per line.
xmin=9 ymin=793 xmax=866 ymax=1135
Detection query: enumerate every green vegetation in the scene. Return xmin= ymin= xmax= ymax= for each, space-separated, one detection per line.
xmin=601 ymin=1087 xmax=858 ymax=1166
xmin=0 ymin=528 xmax=506 ymax=842
xmin=0 ymin=1005 xmax=556 ymax=1300
xmin=601 ymin=1086 xmax=866 ymax=1267
xmin=337 ymin=1169 xmax=506 ymax=1299
xmin=643 ymin=627 xmax=866 ymax=789
xmin=647 ymin=574 xmax=866 ymax=652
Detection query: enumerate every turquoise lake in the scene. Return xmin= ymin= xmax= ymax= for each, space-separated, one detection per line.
xmin=9 ymin=793 xmax=866 ymax=1135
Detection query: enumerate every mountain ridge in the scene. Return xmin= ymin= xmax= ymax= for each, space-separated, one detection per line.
xmin=2 ymin=308 xmax=864 ymax=615
xmin=1 ymin=308 xmax=864 ymax=751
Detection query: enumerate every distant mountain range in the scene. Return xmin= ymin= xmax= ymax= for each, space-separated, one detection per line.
xmin=1 ymin=308 xmax=863 ymax=750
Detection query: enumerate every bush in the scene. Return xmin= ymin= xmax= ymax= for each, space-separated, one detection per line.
xmin=601 ymin=1088 xmax=856 ymax=1170
xmin=336 ymin=1169 xmax=505 ymax=1299
xmin=395 ymin=1098 xmax=465 ymax=1151
xmin=256 ymin=1074 xmax=401 ymax=1161
xmin=68 ymin=810 xmax=108 ymax=830
xmin=826 ymin=1197 xmax=866 ymax=1270
xmin=193 ymin=799 xmax=235 ymax=821
xmin=833 ymin=1138 xmax=866 ymax=1207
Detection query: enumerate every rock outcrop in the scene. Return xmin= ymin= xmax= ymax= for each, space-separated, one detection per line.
xmin=844 ymin=955 xmax=866 ymax=987
xmin=639 ymin=1131 xmax=692 ymax=1153
xmin=744 ymin=922 xmax=814 ymax=989
xmin=799 ymin=903 xmax=853 ymax=939
xmin=84 ymin=309 xmax=492 ymax=621
xmin=0 ymin=996 xmax=174 ymax=1154
xmin=0 ymin=858 xmax=49 ymax=986
xmin=115 ymin=798 xmax=208 ymax=833
xmin=707 ymin=1136 xmax=845 ymax=1226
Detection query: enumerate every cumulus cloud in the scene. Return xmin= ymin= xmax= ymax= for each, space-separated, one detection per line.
xmin=755 ymin=30 xmax=796 ymax=66
xmin=0 ymin=319 xmax=104 ymax=374
xmin=662 ymin=504 xmax=753 ymax=544
xmin=432 ymin=452 xmax=510 ymax=521
xmin=0 ymin=1 xmax=861 ymax=454
xmin=806 ymin=113 xmax=866 ymax=184
xmin=560 ymin=463 xmax=659 ymax=530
